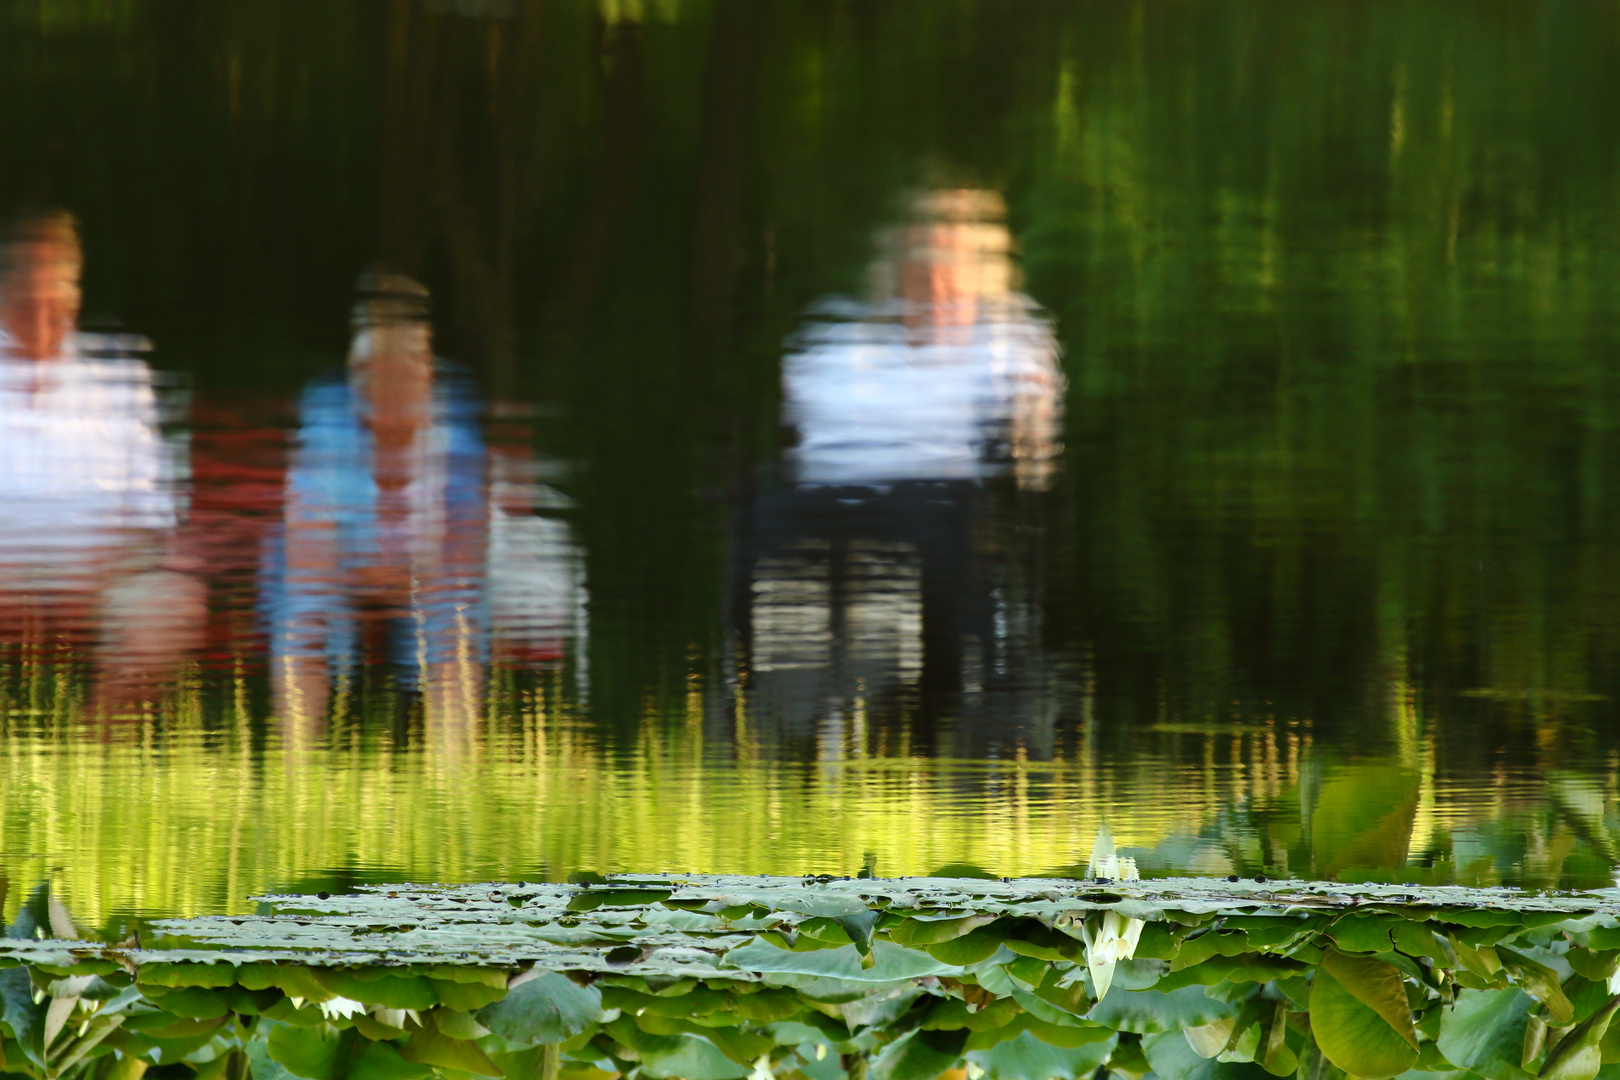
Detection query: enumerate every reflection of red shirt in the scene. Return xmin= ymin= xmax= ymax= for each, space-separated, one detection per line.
xmin=184 ymin=397 xmax=289 ymax=666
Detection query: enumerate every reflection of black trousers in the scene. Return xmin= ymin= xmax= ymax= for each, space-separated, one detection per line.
xmin=730 ymin=480 xmax=993 ymax=754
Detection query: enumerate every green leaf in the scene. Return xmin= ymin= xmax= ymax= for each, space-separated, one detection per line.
xmin=317 ymin=972 xmax=438 ymax=1011
xmin=1438 ymin=986 xmax=1536 ymax=1080
xmin=477 ymin=971 xmax=602 ymax=1048
xmin=348 ymin=1040 xmax=433 ymax=1080
xmin=925 ymin=929 xmax=1007 ymax=966
xmin=870 ymin=1027 xmax=968 ymax=1080
xmin=722 ymin=940 xmax=959 ymax=983
xmin=145 ymin=986 xmax=232 ymax=1019
xmin=1329 ymin=916 xmax=1395 ymax=955
xmin=1541 ymin=998 xmax=1620 ymax=1080
xmin=1085 ymin=986 xmax=1237 ymax=1033
xmin=889 ymin=916 xmax=998 ymax=947
xmin=965 ymin=1030 xmax=1116 ymax=1080
xmin=1500 ymin=949 xmax=1577 ymax=1025
xmin=402 ymin=1027 xmax=504 ymax=1077
xmin=605 ymin=1019 xmax=747 ymax=1080
xmin=1308 ymin=951 xmax=1419 ymax=1079
xmin=247 ymin=1032 xmax=298 ymax=1080
xmin=429 ymin=978 xmax=508 ymax=1012
xmin=267 ymin=1022 xmax=353 ymax=1080
xmin=1141 ymin=1030 xmax=1274 ymax=1080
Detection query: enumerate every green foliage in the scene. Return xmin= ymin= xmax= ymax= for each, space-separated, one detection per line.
xmin=1307 ymin=951 xmax=1419 ymax=1079
xmin=11 ymin=878 xmax=1620 ymax=1080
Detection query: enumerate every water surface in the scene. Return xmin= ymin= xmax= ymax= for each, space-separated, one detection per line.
xmin=3 ymin=0 xmax=1620 ymax=927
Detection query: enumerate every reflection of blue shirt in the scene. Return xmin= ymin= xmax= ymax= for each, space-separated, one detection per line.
xmin=262 ymin=367 xmax=487 ymax=681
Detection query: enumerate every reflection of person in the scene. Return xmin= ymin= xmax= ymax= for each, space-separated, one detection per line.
xmin=263 ymin=269 xmax=588 ymax=735
xmin=735 ymin=189 xmax=1063 ymax=758
xmin=783 ymin=188 xmax=1063 ymax=491
xmin=0 ymin=210 xmax=202 ymax=709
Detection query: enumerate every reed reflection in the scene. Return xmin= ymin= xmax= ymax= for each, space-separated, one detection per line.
xmin=734 ymin=189 xmax=1066 ymax=758
xmin=0 ymin=211 xmax=201 ymax=710
xmin=264 ymin=269 xmax=586 ymax=737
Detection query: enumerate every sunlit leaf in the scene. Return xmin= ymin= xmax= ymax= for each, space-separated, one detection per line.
xmin=1307 ymin=951 xmax=1419 ymax=1079
xmin=1541 ymin=997 xmax=1620 ymax=1080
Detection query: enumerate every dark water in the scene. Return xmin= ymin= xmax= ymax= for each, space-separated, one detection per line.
xmin=3 ymin=0 xmax=1620 ymax=928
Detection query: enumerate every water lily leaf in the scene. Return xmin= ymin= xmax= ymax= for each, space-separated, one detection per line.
xmin=402 ymin=1026 xmax=504 ymax=1077
xmin=239 ymin=966 xmax=335 ymax=1003
xmin=925 ymin=929 xmax=1006 ymax=966
xmin=1568 ymin=952 xmax=1620 ymax=985
xmin=1185 ymin=1018 xmax=1236 ymax=1058
xmin=889 ymin=916 xmax=998 ymax=947
xmin=1256 ymin=1002 xmax=1297 ymax=1077
xmin=1308 ymin=950 xmax=1419 ymax=1079
xmin=870 ymin=1027 xmax=968 ymax=1080
xmin=1142 ymin=1029 xmax=1274 ymax=1080
xmin=248 ymin=1032 xmax=298 ymax=1080
xmin=605 ymin=1019 xmax=747 ymax=1080
xmin=348 ymin=1040 xmax=433 ymax=1080
xmin=1500 ymin=949 xmax=1577 ymax=1025
xmin=722 ymin=940 xmax=957 ymax=983
xmin=317 ymin=972 xmax=438 ymax=1011
xmin=1439 ymin=986 xmax=1536 ymax=1080
xmin=477 ymin=971 xmax=601 ymax=1047
xmin=144 ymin=985 xmax=232 ymax=1019
xmin=1329 ymin=916 xmax=1395 ymax=955
xmin=1541 ymin=997 xmax=1620 ymax=1080
xmin=428 ymin=978 xmax=507 ymax=1012
xmin=267 ymin=1021 xmax=355 ymax=1080
xmin=965 ymin=1030 xmax=1116 ymax=1080
xmin=1086 ymin=985 xmax=1237 ymax=1033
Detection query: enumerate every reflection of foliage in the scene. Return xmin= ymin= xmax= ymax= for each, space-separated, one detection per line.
xmin=1306 ymin=765 xmax=1419 ymax=880
xmin=12 ymin=879 xmax=1620 ymax=1080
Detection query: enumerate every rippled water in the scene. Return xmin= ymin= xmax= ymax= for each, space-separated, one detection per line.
xmin=3 ymin=0 xmax=1620 ymax=926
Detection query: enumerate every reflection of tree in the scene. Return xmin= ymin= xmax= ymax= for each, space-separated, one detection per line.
xmin=377 ymin=0 xmax=549 ymax=399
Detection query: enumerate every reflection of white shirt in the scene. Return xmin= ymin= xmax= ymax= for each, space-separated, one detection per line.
xmin=0 ymin=333 xmax=176 ymax=584
xmin=781 ymin=296 xmax=1064 ymax=487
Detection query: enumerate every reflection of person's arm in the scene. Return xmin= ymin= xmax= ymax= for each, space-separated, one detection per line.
xmin=1006 ymin=329 xmax=1065 ymax=490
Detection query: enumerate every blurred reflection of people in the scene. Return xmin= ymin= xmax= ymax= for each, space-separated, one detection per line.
xmin=732 ymin=189 xmax=1064 ymax=759
xmin=0 ymin=210 xmax=202 ymax=710
xmin=264 ymin=269 xmax=588 ymax=737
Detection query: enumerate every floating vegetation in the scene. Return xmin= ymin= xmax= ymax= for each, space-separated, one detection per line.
xmin=6 ymin=875 xmax=1620 ymax=1080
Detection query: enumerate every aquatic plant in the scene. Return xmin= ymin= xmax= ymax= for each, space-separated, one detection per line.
xmin=8 ymin=875 xmax=1620 ymax=1080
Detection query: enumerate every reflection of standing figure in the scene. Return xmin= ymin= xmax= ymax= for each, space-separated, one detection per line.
xmin=264 ymin=269 xmax=588 ymax=735
xmin=265 ymin=271 xmax=488 ymax=732
xmin=0 ymin=210 xmax=201 ymax=710
xmin=733 ymin=190 xmax=1064 ymax=758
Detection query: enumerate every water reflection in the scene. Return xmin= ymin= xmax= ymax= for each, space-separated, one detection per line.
xmin=735 ymin=190 xmax=1065 ymax=757
xmin=263 ymin=270 xmax=586 ymax=732
xmin=0 ymin=211 xmax=200 ymax=711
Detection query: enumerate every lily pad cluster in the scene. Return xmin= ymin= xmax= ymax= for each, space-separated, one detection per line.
xmin=6 ymin=876 xmax=1620 ymax=1080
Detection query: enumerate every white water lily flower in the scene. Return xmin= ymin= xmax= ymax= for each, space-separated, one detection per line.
xmin=1082 ymin=823 xmax=1146 ymax=1000
xmin=1608 ymin=968 xmax=1620 ymax=996
xmin=319 ymin=996 xmax=367 ymax=1021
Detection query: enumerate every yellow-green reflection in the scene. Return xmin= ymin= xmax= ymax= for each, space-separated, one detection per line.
xmin=3 ymin=663 xmax=1616 ymax=929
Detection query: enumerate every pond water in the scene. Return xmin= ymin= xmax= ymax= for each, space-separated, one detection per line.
xmin=3 ymin=0 xmax=1620 ymax=930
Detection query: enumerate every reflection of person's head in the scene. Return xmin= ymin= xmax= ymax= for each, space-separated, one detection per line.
xmin=872 ymin=188 xmax=1015 ymax=328
xmin=348 ymin=266 xmax=434 ymax=439
xmin=1 ymin=210 xmax=83 ymax=361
